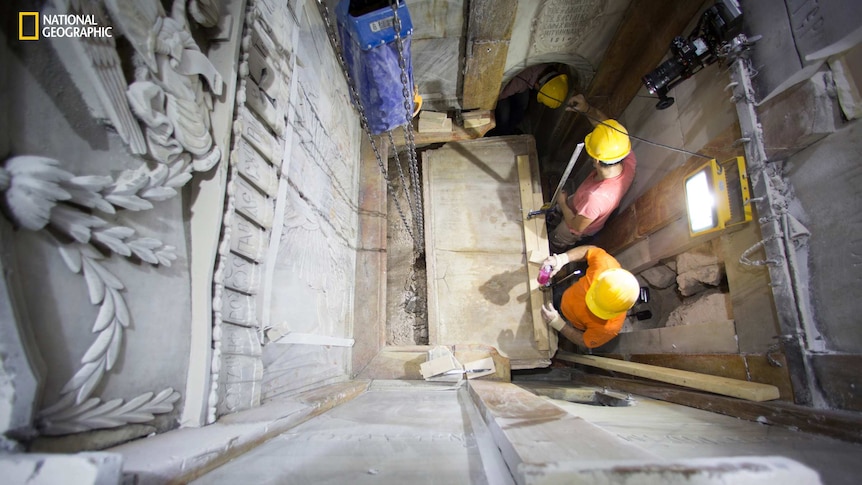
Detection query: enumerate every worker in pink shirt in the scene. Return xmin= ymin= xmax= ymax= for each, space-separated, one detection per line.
xmin=549 ymin=95 xmax=636 ymax=253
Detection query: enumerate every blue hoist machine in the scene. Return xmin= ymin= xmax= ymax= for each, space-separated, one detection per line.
xmin=316 ymin=0 xmax=425 ymax=252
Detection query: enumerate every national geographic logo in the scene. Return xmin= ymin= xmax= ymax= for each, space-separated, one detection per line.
xmin=18 ymin=12 xmax=113 ymax=41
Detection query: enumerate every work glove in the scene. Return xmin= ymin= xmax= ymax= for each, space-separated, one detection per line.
xmin=541 ymin=252 xmax=569 ymax=277
xmin=541 ymin=302 xmax=566 ymax=331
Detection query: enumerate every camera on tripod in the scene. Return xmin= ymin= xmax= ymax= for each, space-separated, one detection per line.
xmin=642 ymin=0 xmax=744 ymax=110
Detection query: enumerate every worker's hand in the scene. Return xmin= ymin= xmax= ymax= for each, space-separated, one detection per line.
xmin=541 ymin=302 xmax=566 ymax=331
xmin=566 ymin=94 xmax=589 ymax=113
xmin=556 ymin=189 xmax=568 ymax=208
xmin=542 ymin=252 xmax=570 ymax=276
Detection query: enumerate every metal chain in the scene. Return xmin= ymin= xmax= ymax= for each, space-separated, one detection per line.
xmin=315 ymin=0 xmax=414 ymax=242
xmin=389 ymin=0 xmax=425 ymax=252
xmin=387 ymin=131 xmax=415 ymax=219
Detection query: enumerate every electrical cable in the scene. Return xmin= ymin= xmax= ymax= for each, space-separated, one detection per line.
xmin=579 ymin=108 xmax=714 ymax=160
xmin=501 ymin=64 xmax=716 ymax=160
xmin=535 ymin=91 xmax=715 ymax=160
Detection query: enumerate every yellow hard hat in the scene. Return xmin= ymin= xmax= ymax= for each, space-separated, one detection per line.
xmin=585 ymin=119 xmax=631 ymax=163
xmin=537 ymin=73 xmax=569 ymax=109
xmin=585 ymin=267 xmax=640 ymax=320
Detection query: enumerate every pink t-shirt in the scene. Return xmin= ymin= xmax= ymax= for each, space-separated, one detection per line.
xmin=566 ymin=152 xmax=636 ymax=236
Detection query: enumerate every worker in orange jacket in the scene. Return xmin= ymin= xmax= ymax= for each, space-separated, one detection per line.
xmin=539 ymin=245 xmax=640 ymax=350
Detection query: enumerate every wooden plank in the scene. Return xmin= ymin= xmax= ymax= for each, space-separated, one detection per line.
xmin=557 ymin=352 xmax=781 ymax=402
xmin=462 ymin=0 xmax=517 ymax=109
xmin=587 ymin=0 xmax=705 ymax=118
xmin=422 ymin=150 xmax=440 ymax=346
xmin=517 ymin=155 xmax=549 ymax=351
xmin=573 ymin=374 xmax=862 ymax=444
xmin=621 ymin=353 xmax=794 ymax=401
xmin=463 ymin=41 xmax=511 ymax=109
xmin=392 ymin=111 xmax=496 ymax=148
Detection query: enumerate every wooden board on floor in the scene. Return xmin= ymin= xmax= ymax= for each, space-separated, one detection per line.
xmin=516 ymin=155 xmax=550 ymax=351
xmin=423 ymin=136 xmax=550 ymax=369
xmin=557 ymin=352 xmax=781 ymax=402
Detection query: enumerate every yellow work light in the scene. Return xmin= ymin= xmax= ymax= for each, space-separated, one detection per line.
xmin=684 ymin=156 xmax=752 ymax=236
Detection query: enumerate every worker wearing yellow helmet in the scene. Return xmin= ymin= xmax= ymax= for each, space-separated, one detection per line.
xmin=548 ymin=94 xmax=637 ymax=254
xmin=489 ymin=64 xmax=569 ymax=136
xmin=539 ymin=245 xmax=640 ymax=350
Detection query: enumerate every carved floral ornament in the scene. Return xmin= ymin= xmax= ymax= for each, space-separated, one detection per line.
xmin=0 ymin=0 xmax=223 ymax=435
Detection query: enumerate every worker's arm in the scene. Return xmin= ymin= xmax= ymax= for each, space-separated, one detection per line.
xmin=542 ymin=245 xmax=598 ymax=277
xmin=556 ymin=190 xmax=594 ymax=240
xmin=540 ymin=302 xmax=590 ymax=351
xmin=565 ymin=94 xmax=608 ymax=126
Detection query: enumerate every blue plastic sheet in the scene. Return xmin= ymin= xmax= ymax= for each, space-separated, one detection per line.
xmin=337 ymin=1 xmax=415 ymax=135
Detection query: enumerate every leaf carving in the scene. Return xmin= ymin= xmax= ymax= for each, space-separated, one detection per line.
xmin=81 ymin=324 xmax=114 ymax=364
xmin=61 ymin=361 xmax=100 ymax=395
xmin=82 ymin=258 xmax=106 ymax=305
xmin=105 ymin=194 xmax=154 ymax=211
xmin=111 ymin=288 xmax=131 ymax=327
xmin=92 ymin=290 xmax=114 ymax=332
xmin=89 ymin=259 xmax=124 ymax=290
xmin=106 ymin=324 xmax=123 ymax=370
xmin=58 ymin=245 xmax=83 ymax=273
xmin=77 ymin=360 xmax=106 ymax=405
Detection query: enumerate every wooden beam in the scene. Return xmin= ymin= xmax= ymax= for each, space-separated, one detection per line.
xmin=461 ymin=0 xmax=517 ymax=109
xmin=611 ymin=353 xmax=795 ymax=401
xmin=557 ymin=352 xmax=780 ymax=402
xmin=516 ymin=155 xmax=550 ymax=351
xmin=587 ymin=0 xmax=706 ymax=118
xmin=573 ymin=373 xmax=862 ymax=445
xmin=392 ymin=111 xmax=496 ymax=149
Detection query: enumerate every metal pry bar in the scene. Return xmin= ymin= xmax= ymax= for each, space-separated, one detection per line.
xmin=527 ymin=143 xmax=584 ymax=219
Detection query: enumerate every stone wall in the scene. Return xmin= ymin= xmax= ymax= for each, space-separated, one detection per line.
xmin=0 ymin=0 xmax=363 ymax=449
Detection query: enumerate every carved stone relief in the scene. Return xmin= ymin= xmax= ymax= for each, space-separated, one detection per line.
xmin=0 ymin=0 xmax=227 ymax=436
xmin=208 ymin=0 xmax=300 ymax=423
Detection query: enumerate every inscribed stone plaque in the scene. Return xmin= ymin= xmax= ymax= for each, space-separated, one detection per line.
xmin=245 ymin=78 xmax=283 ymax=135
xmin=254 ymin=0 xmax=297 ymax=55
xmin=220 ymin=323 xmax=263 ymax=357
xmin=230 ymin=217 xmax=268 ymax=262
xmin=238 ymin=106 xmax=279 ymax=162
xmin=247 ymin=43 xmax=286 ymax=102
xmin=221 ymin=288 xmax=258 ymax=328
xmin=217 ymin=378 xmax=262 ymax=415
xmin=222 ymin=252 xmax=261 ymax=294
xmin=532 ymin=0 xmax=602 ymax=54
xmin=234 ymin=138 xmax=278 ymax=197
xmin=234 ymin=178 xmax=274 ymax=229
xmin=219 ymin=354 xmax=264 ymax=382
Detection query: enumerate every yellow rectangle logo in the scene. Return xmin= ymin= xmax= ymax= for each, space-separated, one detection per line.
xmin=19 ymin=12 xmax=39 ymax=40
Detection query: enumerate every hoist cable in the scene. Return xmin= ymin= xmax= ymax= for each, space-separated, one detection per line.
xmin=314 ymin=0 xmax=416 ymax=242
xmin=387 ymin=130 xmax=415 ymax=220
xmin=390 ymin=0 xmax=425 ymax=253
